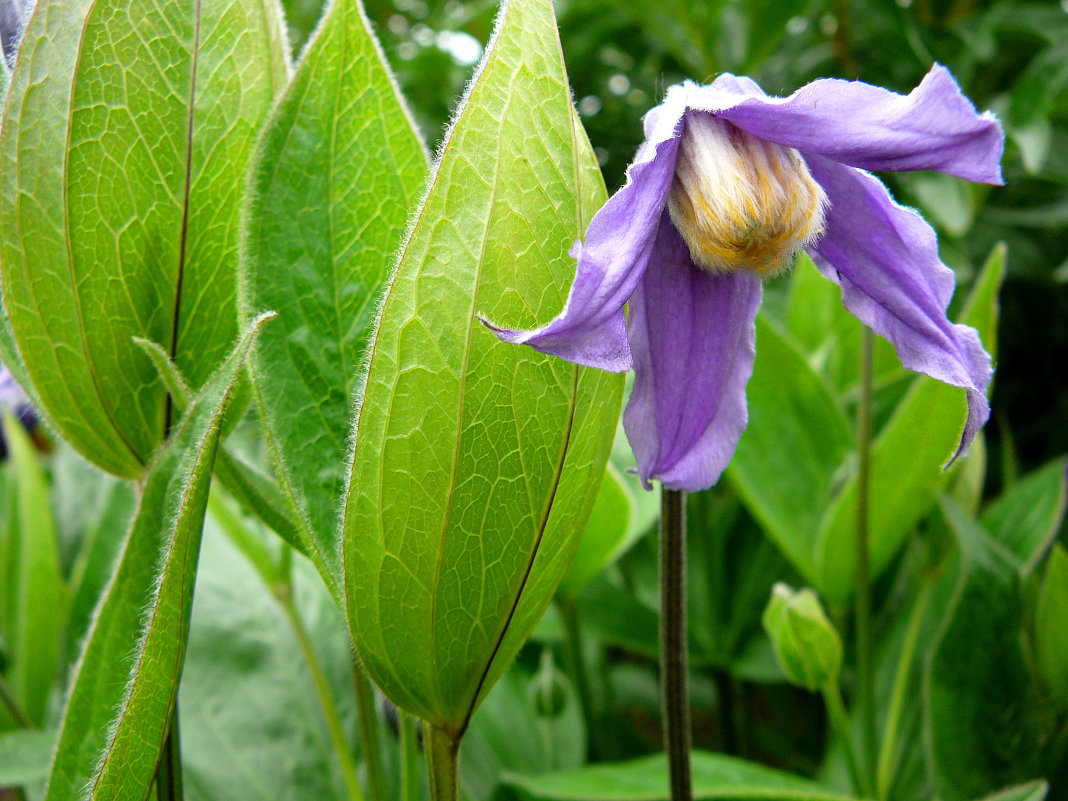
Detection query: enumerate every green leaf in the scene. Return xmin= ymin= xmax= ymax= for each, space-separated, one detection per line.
xmin=970 ymin=780 xmax=1048 ymax=801
xmin=134 ymin=336 xmax=308 ymax=564
xmin=925 ymin=496 xmax=1043 ymax=801
xmin=43 ymin=314 xmax=272 ymax=801
xmin=981 ymin=457 xmax=1067 ymax=574
xmin=1035 ymin=544 xmax=1068 ymax=708
xmin=0 ymin=727 xmax=57 ymax=786
xmin=813 ymin=244 xmax=1006 ymax=605
xmin=727 ymin=315 xmax=853 ymax=584
xmin=0 ymin=0 xmax=286 ymax=477
xmin=504 ymin=751 xmax=859 ymax=800
xmin=558 ymin=463 xmax=633 ymax=599
xmin=241 ymin=0 xmax=427 ymax=594
xmin=342 ymin=0 xmax=622 ymax=733
xmin=2 ymin=411 xmax=68 ymax=728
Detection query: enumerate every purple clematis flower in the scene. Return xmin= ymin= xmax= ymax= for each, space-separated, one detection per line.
xmin=485 ymin=65 xmax=1004 ymax=492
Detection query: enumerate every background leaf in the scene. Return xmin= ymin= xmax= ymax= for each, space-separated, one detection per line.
xmin=342 ymin=0 xmax=622 ymax=733
xmin=241 ymin=0 xmax=428 ymax=593
xmin=504 ymin=751 xmax=859 ymax=800
xmin=1 ymin=411 xmax=68 ymax=728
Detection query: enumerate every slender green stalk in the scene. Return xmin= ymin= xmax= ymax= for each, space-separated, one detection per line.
xmin=155 ymin=704 xmax=184 ymax=801
xmin=279 ymin=595 xmax=366 ymax=801
xmin=0 ymin=674 xmax=30 ymax=727
xmin=557 ymin=597 xmax=600 ymax=758
xmin=855 ymin=326 xmax=877 ymax=786
xmin=876 ymin=579 xmax=932 ymax=800
xmin=352 ymin=665 xmax=389 ymax=801
xmin=822 ymin=682 xmax=866 ymax=796
xmin=399 ymin=711 xmax=421 ymax=801
xmin=425 ymin=724 xmax=460 ymax=801
xmin=660 ymin=487 xmax=692 ymax=801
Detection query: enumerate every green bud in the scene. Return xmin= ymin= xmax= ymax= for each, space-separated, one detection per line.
xmin=762 ymin=583 xmax=842 ymax=692
xmin=1035 ymin=545 xmax=1068 ymax=709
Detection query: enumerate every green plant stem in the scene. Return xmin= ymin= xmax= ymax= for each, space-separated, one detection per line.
xmin=876 ymin=578 xmax=932 ymax=801
xmin=660 ymin=487 xmax=692 ymax=801
xmin=425 ymin=724 xmax=460 ymax=801
xmin=557 ymin=596 xmax=600 ymax=758
xmin=278 ymin=593 xmax=366 ymax=801
xmin=822 ymin=682 xmax=865 ymax=796
xmin=156 ymin=704 xmax=184 ymax=801
xmin=399 ymin=711 xmax=421 ymax=801
xmin=856 ymin=326 xmax=877 ymax=788
xmin=0 ymin=675 xmax=29 ymax=728
xmin=352 ymin=665 xmax=389 ymax=801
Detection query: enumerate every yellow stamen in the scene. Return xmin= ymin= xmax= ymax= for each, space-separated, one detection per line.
xmin=667 ymin=112 xmax=828 ymax=277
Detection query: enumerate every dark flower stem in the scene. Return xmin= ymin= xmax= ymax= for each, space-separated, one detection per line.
xmin=856 ymin=326 xmax=877 ymax=792
xmin=660 ymin=487 xmax=692 ymax=801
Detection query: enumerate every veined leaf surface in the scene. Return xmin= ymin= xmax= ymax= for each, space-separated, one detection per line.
xmin=43 ymin=315 xmax=272 ymax=801
xmin=342 ymin=0 xmax=622 ymax=734
xmin=242 ymin=0 xmax=427 ymax=593
xmin=0 ymin=0 xmax=286 ymax=477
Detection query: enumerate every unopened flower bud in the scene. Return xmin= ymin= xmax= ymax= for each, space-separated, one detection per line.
xmin=667 ymin=112 xmax=828 ymax=276
xmin=762 ymin=583 xmax=842 ymax=692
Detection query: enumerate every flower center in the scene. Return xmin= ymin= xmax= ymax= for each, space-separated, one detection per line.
xmin=667 ymin=112 xmax=828 ymax=277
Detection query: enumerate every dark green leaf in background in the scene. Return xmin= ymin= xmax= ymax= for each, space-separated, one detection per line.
xmin=242 ymin=0 xmax=428 ymax=595
xmin=342 ymin=0 xmax=622 ymax=734
xmin=0 ymin=0 xmax=286 ymax=476
xmin=980 ymin=456 xmax=1067 ymax=573
xmin=1035 ymin=545 xmax=1068 ymax=709
xmin=925 ymin=496 xmax=1043 ymax=801
xmin=44 ymin=314 xmax=271 ymax=801
xmin=504 ymin=750 xmax=859 ymax=800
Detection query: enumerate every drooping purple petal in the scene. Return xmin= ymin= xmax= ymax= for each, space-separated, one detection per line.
xmin=483 ymin=129 xmax=683 ymax=372
xmin=624 ymin=214 xmax=762 ymax=491
xmin=804 ymin=154 xmax=992 ymax=460
xmin=676 ymin=64 xmax=1003 ymax=184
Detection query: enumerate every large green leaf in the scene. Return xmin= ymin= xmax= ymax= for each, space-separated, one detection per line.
xmin=43 ymin=314 xmax=271 ymax=801
xmin=0 ymin=728 xmax=57 ymax=787
xmin=925 ymin=496 xmax=1043 ymax=801
xmin=0 ymin=0 xmax=286 ymax=477
xmin=1 ymin=411 xmax=68 ymax=728
xmin=504 ymin=751 xmax=859 ymax=800
xmin=980 ymin=456 xmax=1067 ymax=573
xmin=727 ymin=315 xmax=853 ymax=584
xmin=241 ymin=0 xmax=427 ymax=594
xmin=814 ymin=245 xmax=1006 ymax=605
xmin=342 ymin=0 xmax=622 ymax=734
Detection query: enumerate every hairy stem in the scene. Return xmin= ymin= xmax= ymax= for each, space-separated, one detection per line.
xmin=856 ymin=326 xmax=877 ymax=789
xmin=425 ymin=724 xmax=460 ymax=801
xmin=660 ymin=487 xmax=692 ymax=801
xmin=352 ymin=665 xmax=389 ymax=801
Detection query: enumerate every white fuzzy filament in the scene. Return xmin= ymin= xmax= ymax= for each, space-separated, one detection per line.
xmin=667 ymin=112 xmax=828 ymax=277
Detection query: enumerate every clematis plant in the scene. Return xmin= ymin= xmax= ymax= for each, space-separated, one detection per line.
xmin=487 ymin=64 xmax=1004 ymax=492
